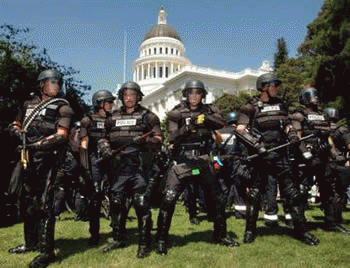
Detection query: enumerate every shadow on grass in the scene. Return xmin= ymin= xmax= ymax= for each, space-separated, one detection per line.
xmin=54 ymin=226 xmax=141 ymax=264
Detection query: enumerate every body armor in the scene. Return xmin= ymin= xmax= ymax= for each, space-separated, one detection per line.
xmin=86 ymin=113 xmax=107 ymax=153
xmin=175 ymin=103 xmax=213 ymax=154
xmin=109 ymin=107 xmax=149 ymax=149
xmin=251 ymin=99 xmax=288 ymax=146
xmin=24 ymin=98 xmax=68 ymax=144
xmin=302 ymin=109 xmax=331 ymax=157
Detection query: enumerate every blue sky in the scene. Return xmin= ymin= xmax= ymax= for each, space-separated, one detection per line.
xmin=1 ymin=0 xmax=323 ymax=102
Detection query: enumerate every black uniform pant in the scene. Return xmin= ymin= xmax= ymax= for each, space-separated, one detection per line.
xmin=302 ymin=158 xmax=344 ymax=226
xmin=108 ymin=154 xmax=152 ymax=246
xmin=157 ymin=154 xmax=229 ymax=243
xmin=245 ymin=154 xmax=307 ymax=234
xmin=19 ymin=151 xmax=58 ymax=253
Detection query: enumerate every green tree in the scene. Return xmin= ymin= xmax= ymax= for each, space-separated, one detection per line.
xmin=0 ymin=24 xmax=91 ymax=128
xmin=275 ymin=57 xmax=309 ymax=112
xmin=213 ymin=91 xmax=258 ymax=117
xmin=274 ymin=37 xmax=289 ymax=71
xmin=298 ymin=0 xmax=350 ymax=117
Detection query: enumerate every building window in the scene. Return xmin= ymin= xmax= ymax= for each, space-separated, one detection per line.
xmin=154 ymin=48 xmax=156 ymax=54
xmin=149 ymin=48 xmax=151 ymax=55
xmin=144 ymin=69 xmax=147 ymax=79
xmin=160 ymin=47 xmax=162 ymax=54
xmin=153 ymin=67 xmax=156 ymax=78
xmin=159 ymin=67 xmax=163 ymax=78
xmin=165 ymin=48 xmax=168 ymax=54
xmin=165 ymin=67 xmax=169 ymax=78
xmin=171 ymin=48 xmax=174 ymax=54
xmin=176 ymin=50 xmax=178 ymax=55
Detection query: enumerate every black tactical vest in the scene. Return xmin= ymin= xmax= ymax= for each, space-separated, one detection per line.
xmin=303 ymin=110 xmax=331 ymax=140
xmin=109 ymin=108 xmax=149 ymax=148
xmin=251 ymin=99 xmax=288 ymax=145
xmin=302 ymin=109 xmax=332 ymax=156
xmin=173 ymin=104 xmax=213 ymax=156
xmin=25 ymin=100 xmax=66 ymax=143
xmin=87 ymin=113 xmax=108 ymax=153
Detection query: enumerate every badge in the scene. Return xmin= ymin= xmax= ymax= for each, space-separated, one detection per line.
xmin=115 ymin=119 xmax=137 ymax=127
xmin=96 ymin=122 xmax=105 ymax=129
xmin=307 ymin=114 xmax=325 ymax=121
xmin=261 ymin=105 xmax=280 ymax=113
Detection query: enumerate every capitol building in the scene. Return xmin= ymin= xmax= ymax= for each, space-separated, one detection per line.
xmin=129 ymin=8 xmax=272 ymax=120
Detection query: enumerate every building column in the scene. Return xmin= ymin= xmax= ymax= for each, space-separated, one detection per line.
xmin=148 ymin=63 xmax=151 ymax=79
xmin=141 ymin=64 xmax=144 ymax=81
xmin=155 ymin=62 xmax=158 ymax=79
xmin=171 ymin=63 xmax=174 ymax=74
xmin=136 ymin=66 xmax=139 ymax=82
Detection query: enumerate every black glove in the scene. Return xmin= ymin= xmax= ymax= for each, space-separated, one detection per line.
xmin=262 ymin=151 xmax=279 ymax=162
xmin=98 ymin=140 xmax=113 ymax=160
xmin=234 ymin=162 xmax=251 ymax=181
xmin=132 ymin=135 xmax=145 ymax=145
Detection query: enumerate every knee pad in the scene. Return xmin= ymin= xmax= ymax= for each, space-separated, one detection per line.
xmin=247 ymin=188 xmax=260 ymax=205
xmin=288 ymin=188 xmax=302 ymax=206
xmin=161 ymin=190 xmax=177 ymax=211
xmin=133 ymin=192 xmax=150 ymax=216
xmin=110 ymin=193 xmax=125 ymax=211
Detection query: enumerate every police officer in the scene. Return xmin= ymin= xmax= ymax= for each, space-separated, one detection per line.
xmin=100 ymin=82 xmax=162 ymax=258
xmin=236 ymin=73 xmax=319 ymax=245
xmin=290 ymin=88 xmax=350 ymax=233
xmin=8 ymin=69 xmax=74 ymax=267
xmin=217 ymin=112 xmax=248 ymax=218
xmin=156 ymin=80 xmax=240 ymax=256
xmin=79 ymin=90 xmax=116 ymax=245
xmin=324 ymin=107 xmax=350 ymax=219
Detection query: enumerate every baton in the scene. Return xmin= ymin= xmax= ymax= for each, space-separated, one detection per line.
xmin=246 ymin=133 xmax=315 ymax=160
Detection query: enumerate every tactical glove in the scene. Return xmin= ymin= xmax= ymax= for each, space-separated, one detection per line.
xmin=132 ymin=135 xmax=145 ymax=145
xmin=98 ymin=140 xmax=113 ymax=160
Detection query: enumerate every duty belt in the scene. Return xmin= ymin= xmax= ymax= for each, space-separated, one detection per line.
xmin=180 ymin=141 xmax=206 ymax=151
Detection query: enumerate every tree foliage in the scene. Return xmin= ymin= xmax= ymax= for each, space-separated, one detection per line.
xmin=213 ymin=91 xmax=258 ymax=117
xmin=274 ymin=37 xmax=288 ymax=71
xmin=0 ymin=24 xmax=91 ymax=129
xmin=297 ymin=0 xmax=350 ymax=118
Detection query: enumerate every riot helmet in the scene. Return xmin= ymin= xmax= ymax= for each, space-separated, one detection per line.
xmin=38 ymin=69 xmax=62 ymax=84
xmin=299 ymin=87 xmax=319 ymax=106
xmin=38 ymin=69 xmax=64 ymax=96
xmin=92 ymin=90 xmax=116 ymax=110
xmin=226 ymin=112 xmax=238 ymax=125
xmin=324 ymin=107 xmax=339 ymax=122
xmin=182 ymin=80 xmax=208 ymax=98
xmin=118 ymin=81 xmax=144 ymax=102
xmin=256 ymin=73 xmax=282 ymax=91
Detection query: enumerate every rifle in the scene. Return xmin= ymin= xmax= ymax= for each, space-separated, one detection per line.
xmin=246 ymin=133 xmax=315 ymax=160
xmin=96 ymin=130 xmax=154 ymax=164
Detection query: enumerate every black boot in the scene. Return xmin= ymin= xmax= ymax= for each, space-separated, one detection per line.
xmin=29 ymin=217 xmax=56 ymax=268
xmin=136 ymin=214 xmax=152 ymax=258
xmin=88 ymin=199 xmax=101 ymax=246
xmin=156 ymin=209 xmax=174 ymax=255
xmin=102 ymin=214 xmax=127 ymax=253
xmin=290 ymin=205 xmax=320 ymax=246
xmin=9 ymin=220 xmax=39 ymax=254
xmin=324 ymin=197 xmax=350 ymax=234
xmin=243 ymin=204 xmax=258 ymax=244
xmin=213 ymin=217 xmax=240 ymax=247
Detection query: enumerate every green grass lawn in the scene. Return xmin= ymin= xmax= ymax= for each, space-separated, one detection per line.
xmin=1 ymin=203 xmax=350 ymax=268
